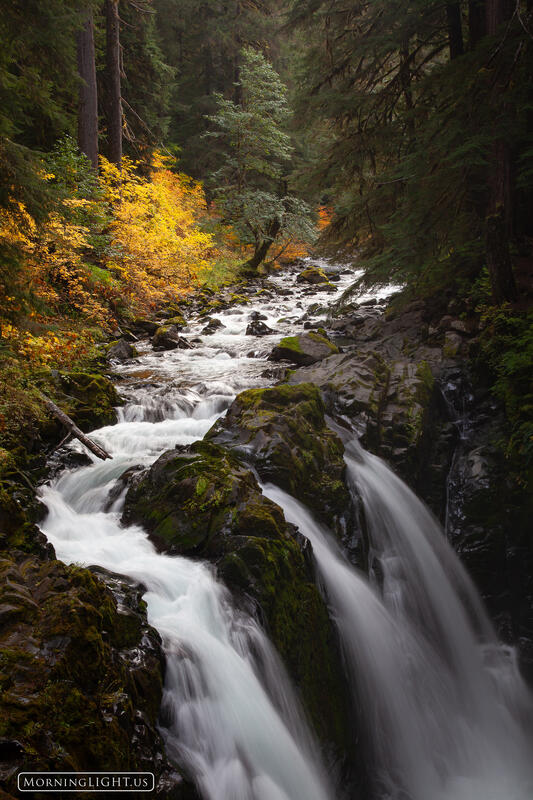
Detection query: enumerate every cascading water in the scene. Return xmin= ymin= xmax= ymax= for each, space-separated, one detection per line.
xmin=38 ymin=261 xmax=355 ymax=800
xmin=262 ymin=439 xmax=533 ymax=800
xmin=37 ymin=257 xmax=531 ymax=800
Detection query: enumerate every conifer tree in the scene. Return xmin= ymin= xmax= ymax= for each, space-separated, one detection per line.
xmin=208 ymin=47 xmax=314 ymax=269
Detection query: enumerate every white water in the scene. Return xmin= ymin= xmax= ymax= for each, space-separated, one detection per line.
xmin=37 ymin=256 xmax=532 ymax=800
xmin=262 ymin=441 xmax=533 ymax=800
xmin=39 ymin=261 xmax=360 ymax=800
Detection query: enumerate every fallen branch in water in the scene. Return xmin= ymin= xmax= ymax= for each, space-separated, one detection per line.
xmin=42 ymin=395 xmax=112 ymax=461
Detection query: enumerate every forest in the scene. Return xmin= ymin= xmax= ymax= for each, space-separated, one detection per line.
xmin=0 ymin=1 xmax=532 ymax=800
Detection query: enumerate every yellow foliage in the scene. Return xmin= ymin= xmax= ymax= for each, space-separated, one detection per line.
xmin=98 ymin=154 xmax=215 ymax=309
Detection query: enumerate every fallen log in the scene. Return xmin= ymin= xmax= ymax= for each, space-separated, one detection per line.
xmin=42 ymin=395 xmax=112 ymax=461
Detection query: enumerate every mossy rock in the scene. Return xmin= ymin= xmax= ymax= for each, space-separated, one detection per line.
xmin=54 ymin=371 xmax=121 ymax=432
xmin=270 ymin=333 xmax=339 ymax=366
xmin=0 ymin=552 xmax=179 ymax=796
xmin=123 ymin=440 xmax=286 ymax=555
xmin=165 ymin=314 xmax=187 ymax=328
xmin=206 ymin=383 xmax=350 ymax=523
xmin=296 ymin=266 xmax=331 ymax=285
xmin=122 ymin=439 xmax=351 ymax=755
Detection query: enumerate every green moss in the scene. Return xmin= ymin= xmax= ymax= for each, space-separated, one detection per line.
xmin=307 ymin=331 xmax=339 ymax=353
xmin=277 ymin=335 xmax=303 ymax=354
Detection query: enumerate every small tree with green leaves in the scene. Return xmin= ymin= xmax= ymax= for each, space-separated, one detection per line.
xmin=208 ymin=46 xmax=315 ymax=270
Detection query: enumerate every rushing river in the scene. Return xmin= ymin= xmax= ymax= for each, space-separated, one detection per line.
xmin=39 ymin=262 xmax=533 ymax=800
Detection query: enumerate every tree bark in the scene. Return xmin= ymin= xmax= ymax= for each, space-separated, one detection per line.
xmin=484 ymin=0 xmax=517 ymax=303
xmin=42 ymin=396 xmax=112 ymax=461
xmin=77 ymin=9 xmax=98 ymax=169
xmin=468 ymin=0 xmax=486 ymax=48
xmin=106 ymin=0 xmax=122 ymax=166
xmin=486 ymin=212 xmax=517 ymax=303
xmin=244 ymin=217 xmax=281 ymax=271
xmin=446 ymin=4 xmax=465 ymax=59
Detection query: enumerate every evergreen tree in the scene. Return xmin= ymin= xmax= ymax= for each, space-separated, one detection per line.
xmin=208 ymin=47 xmax=314 ymax=269
xmin=290 ymin=0 xmax=533 ymax=303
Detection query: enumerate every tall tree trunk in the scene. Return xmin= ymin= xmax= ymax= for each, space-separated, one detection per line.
xmin=399 ymin=42 xmax=415 ymax=147
xmin=77 ymin=9 xmax=98 ymax=169
xmin=106 ymin=0 xmax=122 ymax=166
xmin=446 ymin=4 xmax=465 ymax=59
xmin=484 ymin=0 xmax=517 ymax=303
xmin=468 ymin=0 xmax=486 ymax=48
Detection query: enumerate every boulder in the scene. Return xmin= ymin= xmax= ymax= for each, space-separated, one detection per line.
xmin=53 ymin=372 xmax=121 ymax=432
xmin=106 ymin=339 xmax=136 ymax=362
xmin=296 ymin=266 xmax=331 ymax=285
xmin=165 ymin=313 xmax=187 ymax=328
xmin=249 ymin=311 xmax=268 ymax=321
xmin=201 ymin=317 xmax=226 ymax=335
xmin=122 ymin=439 xmax=351 ymax=752
xmin=206 ymin=383 xmax=350 ymax=524
xmin=270 ymin=332 xmax=339 ymax=366
xmin=246 ymin=320 xmax=275 ymax=336
xmin=151 ymin=325 xmax=181 ymax=351
xmin=130 ymin=318 xmax=158 ymax=336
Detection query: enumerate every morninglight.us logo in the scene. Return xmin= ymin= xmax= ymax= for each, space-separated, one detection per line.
xmin=17 ymin=772 xmax=155 ymax=793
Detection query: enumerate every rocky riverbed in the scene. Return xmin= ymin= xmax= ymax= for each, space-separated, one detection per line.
xmin=1 ymin=259 xmax=531 ymax=799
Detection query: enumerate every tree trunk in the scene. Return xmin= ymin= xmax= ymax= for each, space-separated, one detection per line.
xmin=484 ymin=0 xmax=517 ymax=303
xmin=77 ymin=9 xmax=98 ymax=169
xmin=106 ymin=0 xmax=122 ymax=166
xmin=486 ymin=212 xmax=517 ymax=303
xmin=244 ymin=217 xmax=281 ymax=271
xmin=42 ymin=396 xmax=112 ymax=461
xmin=468 ymin=0 xmax=486 ymax=48
xmin=446 ymin=4 xmax=465 ymax=59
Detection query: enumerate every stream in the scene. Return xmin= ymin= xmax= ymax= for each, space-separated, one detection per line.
xmin=38 ymin=262 xmax=533 ymax=800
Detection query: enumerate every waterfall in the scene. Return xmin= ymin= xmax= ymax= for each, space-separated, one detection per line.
xmin=40 ymin=448 xmax=333 ymax=800
xmin=262 ymin=439 xmax=533 ymax=800
xmin=37 ymin=263 xmax=355 ymax=800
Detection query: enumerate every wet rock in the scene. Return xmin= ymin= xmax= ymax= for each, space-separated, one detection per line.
xmin=201 ymin=317 xmax=226 ymax=335
xmin=0 ymin=551 xmax=184 ymax=796
xmin=152 ymin=325 xmax=181 ymax=351
xmin=270 ymin=332 xmax=339 ymax=366
xmin=443 ymin=331 xmax=464 ymax=357
xmin=249 ymin=311 xmax=268 ymax=321
xmin=131 ymin=318 xmax=159 ymax=336
xmin=246 ymin=320 xmax=275 ymax=336
xmin=106 ymin=339 xmax=136 ymax=362
xmin=122 ymin=439 xmax=351 ymax=753
xmin=52 ymin=372 xmax=121 ymax=432
xmin=165 ymin=314 xmax=187 ymax=328
xmin=206 ymin=383 xmax=350 ymax=524
xmin=296 ymin=266 xmax=331 ymax=285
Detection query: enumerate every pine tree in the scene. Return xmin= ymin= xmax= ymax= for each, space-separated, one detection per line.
xmin=208 ymin=47 xmax=314 ymax=269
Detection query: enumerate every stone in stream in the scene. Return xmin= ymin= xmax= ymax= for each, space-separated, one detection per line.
xmin=249 ymin=310 xmax=268 ymax=321
xmin=269 ymin=332 xmax=339 ymax=366
xmin=130 ymin=318 xmax=159 ymax=336
xmin=246 ymin=320 xmax=275 ymax=336
xmin=296 ymin=266 xmax=331 ymax=285
xmin=121 ymin=438 xmax=352 ymax=755
xmin=151 ymin=324 xmax=181 ymax=351
xmin=201 ymin=317 xmax=226 ymax=335
xmin=106 ymin=338 xmax=136 ymax=362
